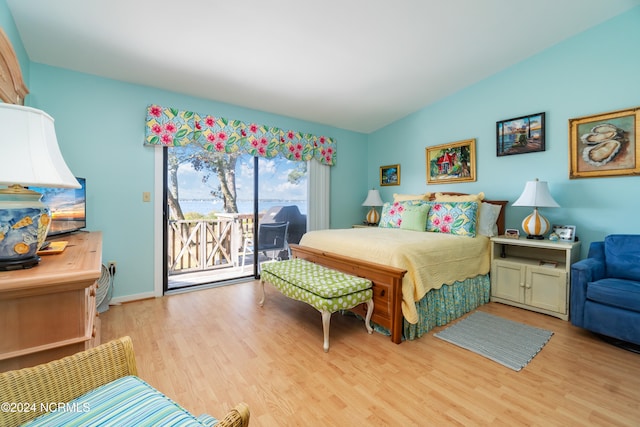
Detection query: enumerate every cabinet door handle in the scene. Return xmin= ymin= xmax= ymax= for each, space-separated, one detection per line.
xmin=519 ymin=282 xmax=525 ymax=288
xmin=380 ymin=289 xmax=385 ymax=297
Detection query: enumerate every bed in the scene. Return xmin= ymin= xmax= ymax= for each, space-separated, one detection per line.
xmin=290 ymin=192 xmax=507 ymax=344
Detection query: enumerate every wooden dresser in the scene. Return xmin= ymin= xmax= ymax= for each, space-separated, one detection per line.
xmin=0 ymin=231 xmax=102 ymax=371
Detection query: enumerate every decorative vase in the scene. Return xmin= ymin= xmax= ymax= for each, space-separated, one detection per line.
xmin=0 ymin=185 xmax=51 ymax=270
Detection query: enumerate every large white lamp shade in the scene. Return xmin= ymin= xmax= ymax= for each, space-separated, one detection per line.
xmin=512 ymin=178 xmax=560 ymax=239
xmin=362 ymin=189 xmax=384 ymax=225
xmin=0 ymin=104 xmax=80 ymax=270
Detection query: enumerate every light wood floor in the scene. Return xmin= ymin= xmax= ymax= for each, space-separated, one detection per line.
xmin=101 ymin=281 xmax=640 ymax=426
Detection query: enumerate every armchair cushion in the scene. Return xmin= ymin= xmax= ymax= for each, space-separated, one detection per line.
xmin=604 ymin=234 xmax=640 ymax=281
xmin=587 ymin=278 xmax=640 ymax=313
xmin=24 ymin=375 xmax=211 ymax=426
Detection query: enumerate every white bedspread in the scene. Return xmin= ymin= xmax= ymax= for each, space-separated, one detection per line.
xmin=299 ymin=228 xmax=490 ymax=324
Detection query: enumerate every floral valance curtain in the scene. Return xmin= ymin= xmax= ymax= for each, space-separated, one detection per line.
xmin=144 ymin=105 xmax=336 ymax=166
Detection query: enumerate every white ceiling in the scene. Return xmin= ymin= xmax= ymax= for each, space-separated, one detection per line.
xmin=8 ymin=0 xmax=640 ymax=133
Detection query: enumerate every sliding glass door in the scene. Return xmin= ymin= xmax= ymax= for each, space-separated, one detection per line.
xmin=164 ymin=145 xmax=307 ymax=291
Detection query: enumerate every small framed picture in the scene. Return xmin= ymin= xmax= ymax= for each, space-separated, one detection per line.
xmin=380 ymin=164 xmax=400 ymax=186
xmin=496 ymin=112 xmax=545 ymax=156
xmin=552 ymin=225 xmax=576 ymax=242
xmin=505 ymin=229 xmax=520 ymax=239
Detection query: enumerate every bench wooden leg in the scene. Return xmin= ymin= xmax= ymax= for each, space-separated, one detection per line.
xmin=364 ymin=299 xmax=374 ymax=334
xmin=259 ymin=280 xmax=266 ymax=307
xmin=321 ymin=310 xmax=331 ymax=352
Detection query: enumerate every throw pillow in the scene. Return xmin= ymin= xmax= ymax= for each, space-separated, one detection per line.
xmin=400 ymin=205 xmax=431 ymax=232
xmin=433 ymin=192 xmax=485 ymax=203
xmin=393 ymin=193 xmax=431 ymax=202
xmin=434 ymin=192 xmax=484 ymax=226
xmin=378 ymin=200 xmax=426 ymax=228
xmin=426 ymin=201 xmax=478 ymax=237
xmin=478 ymin=202 xmax=502 ymax=237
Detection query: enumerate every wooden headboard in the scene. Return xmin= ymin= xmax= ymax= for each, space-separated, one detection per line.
xmin=428 ymin=192 xmax=508 ymax=236
xmin=0 ymin=28 xmax=29 ymax=105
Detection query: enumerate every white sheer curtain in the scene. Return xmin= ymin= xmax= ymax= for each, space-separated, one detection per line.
xmin=307 ymin=160 xmax=330 ymax=231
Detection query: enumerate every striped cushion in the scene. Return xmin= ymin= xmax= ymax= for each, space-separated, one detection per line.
xmin=262 ymin=258 xmax=372 ymax=298
xmin=24 ymin=375 xmax=216 ymax=427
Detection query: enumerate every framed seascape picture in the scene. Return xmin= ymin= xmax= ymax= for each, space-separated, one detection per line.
xmin=425 ymin=138 xmax=476 ymax=184
xmin=496 ymin=112 xmax=545 ymax=156
xmin=380 ymin=164 xmax=400 ymax=186
xmin=569 ymin=106 xmax=640 ymax=179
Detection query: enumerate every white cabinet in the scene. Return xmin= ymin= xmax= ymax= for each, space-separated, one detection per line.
xmin=490 ymin=236 xmax=581 ymax=320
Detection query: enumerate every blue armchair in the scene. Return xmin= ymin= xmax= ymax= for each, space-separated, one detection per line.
xmin=570 ymin=234 xmax=640 ymax=346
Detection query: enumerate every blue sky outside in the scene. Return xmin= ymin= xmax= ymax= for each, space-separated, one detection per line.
xmin=175 ymin=151 xmax=308 ymax=214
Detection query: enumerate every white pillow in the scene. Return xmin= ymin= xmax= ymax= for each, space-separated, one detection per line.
xmin=478 ymin=202 xmax=502 ymax=237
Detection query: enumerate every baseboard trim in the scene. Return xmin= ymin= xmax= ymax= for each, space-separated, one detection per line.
xmin=109 ymin=291 xmax=158 ymax=305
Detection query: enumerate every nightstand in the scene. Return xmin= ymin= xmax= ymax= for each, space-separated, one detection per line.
xmin=489 ymin=236 xmax=581 ymax=320
xmin=352 ymin=224 xmax=377 ymax=228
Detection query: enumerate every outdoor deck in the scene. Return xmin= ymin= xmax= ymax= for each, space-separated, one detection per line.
xmin=167 ymin=214 xmax=289 ymax=290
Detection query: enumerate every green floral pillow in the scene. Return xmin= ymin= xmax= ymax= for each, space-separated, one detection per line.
xmin=379 ymin=200 xmax=426 ymax=228
xmin=426 ymin=201 xmax=478 ymax=237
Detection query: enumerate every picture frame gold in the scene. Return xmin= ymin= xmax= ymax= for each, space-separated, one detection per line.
xmin=426 ymin=138 xmax=476 ymax=184
xmin=569 ymin=106 xmax=640 ymax=179
xmin=380 ymin=164 xmax=400 ymax=186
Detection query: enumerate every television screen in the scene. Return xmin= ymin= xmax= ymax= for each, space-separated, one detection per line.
xmin=30 ymin=177 xmax=86 ymax=236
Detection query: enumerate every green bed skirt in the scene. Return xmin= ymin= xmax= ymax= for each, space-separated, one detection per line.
xmin=371 ymin=274 xmax=491 ymax=341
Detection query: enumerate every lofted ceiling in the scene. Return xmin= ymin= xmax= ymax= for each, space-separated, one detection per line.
xmin=7 ymin=0 xmax=640 ymax=133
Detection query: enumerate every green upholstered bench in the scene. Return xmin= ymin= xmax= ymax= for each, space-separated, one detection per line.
xmin=260 ymin=258 xmax=374 ymax=352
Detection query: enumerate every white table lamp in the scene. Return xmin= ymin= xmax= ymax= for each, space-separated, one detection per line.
xmin=362 ymin=189 xmax=384 ymax=225
xmin=0 ymin=104 xmax=80 ymax=270
xmin=512 ymin=178 xmax=560 ymax=239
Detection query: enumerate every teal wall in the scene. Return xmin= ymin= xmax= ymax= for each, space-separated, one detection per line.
xmin=25 ymin=67 xmax=367 ymax=299
xmin=2 ymin=0 xmax=368 ymax=299
xmin=368 ymin=6 xmax=640 ymax=258
xmin=3 ymin=0 xmax=639 ymax=299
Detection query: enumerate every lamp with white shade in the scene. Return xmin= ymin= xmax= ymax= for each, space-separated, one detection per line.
xmin=512 ymin=178 xmax=560 ymax=239
xmin=0 ymin=104 xmax=80 ymax=270
xmin=362 ymin=189 xmax=384 ymax=225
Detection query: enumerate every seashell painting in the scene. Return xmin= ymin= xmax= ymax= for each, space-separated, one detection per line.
xmin=580 ymin=122 xmax=623 ymax=145
xmin=570 ymin=107 xmax=639 ymax=179
xmin=591 ymin=123 xmax=619 ymax=134
xmin=580 ymin=131 xmax=617 ymax=145
xmin=582 ymin=139 xmax=621 ymax=166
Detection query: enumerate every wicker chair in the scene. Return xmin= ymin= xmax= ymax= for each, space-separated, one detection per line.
xmin=0 ymin=336 xmax=250 ymax=427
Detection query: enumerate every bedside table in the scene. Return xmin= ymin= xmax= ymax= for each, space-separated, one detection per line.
xmin=489 ymin=236 xmax=581 ymax=320
xmin=352 ymin=224 xmax=377 ymax=228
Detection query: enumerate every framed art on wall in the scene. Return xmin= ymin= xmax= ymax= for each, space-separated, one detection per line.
xmin=425 ymin=138 xmax=476 ymax=184
xmin=380 ymin=164 xmax=400 ymax=186
xmin=569 ymin=106 xmax=640 ymax=179
xmin=496 ymin=112 xmax=545 ymax=156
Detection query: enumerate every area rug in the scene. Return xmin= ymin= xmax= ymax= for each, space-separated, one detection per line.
xmin=434 ymin=311 xmax=553 ymax=371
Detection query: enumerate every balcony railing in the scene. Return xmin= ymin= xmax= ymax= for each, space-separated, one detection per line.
xmin=168 ymin=214 xmax=254 ymax=275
